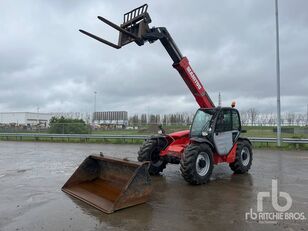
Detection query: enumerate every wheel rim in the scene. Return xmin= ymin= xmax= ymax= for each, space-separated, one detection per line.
xmin=241 ymin=146 xmax=250 ymax=166
xmin=196 ymin=153 xmax=210 ymax=176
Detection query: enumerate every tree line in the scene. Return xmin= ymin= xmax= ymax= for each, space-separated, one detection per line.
xmin=128 ymin=109 xmax=308 ymax=126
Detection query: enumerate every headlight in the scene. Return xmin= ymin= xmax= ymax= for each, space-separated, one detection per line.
xmin=158 ymin=130 xmax=163 ymax=134
xmin=201 ymin=131 xmax=208 ymax=136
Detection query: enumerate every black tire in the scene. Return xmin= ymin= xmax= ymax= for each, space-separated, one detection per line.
xmin=138 ymin=139 xmax=167 ymax=175
xmin=180 ymin=143 xmax=214 ymax=185
xmin=229 ymin=140 xmax=253 ymax=174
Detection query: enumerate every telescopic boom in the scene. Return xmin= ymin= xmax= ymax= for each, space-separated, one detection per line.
xmin=80 ymin=4 xmax=215 ymax=108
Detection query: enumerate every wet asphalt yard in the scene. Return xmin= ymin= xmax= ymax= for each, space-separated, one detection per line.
xmin=0 ymin=141 xmax=307 ymax=231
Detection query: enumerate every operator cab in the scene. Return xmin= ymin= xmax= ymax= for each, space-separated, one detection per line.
xmin=190 ymin=107 xmax=242 ymax=155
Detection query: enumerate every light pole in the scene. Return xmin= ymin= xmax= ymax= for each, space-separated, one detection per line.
xmin=94 ymin=91 xmax=97 ymax=113
xmin=36 ymin=106 xmax=40 ymax=132
xmin=36 ymin=106 xmax=40 ymax=124
xmin=275 ymin=0 xmax=282 ymax=146
xmin=93 ymin=91 xmax=97 ymax=123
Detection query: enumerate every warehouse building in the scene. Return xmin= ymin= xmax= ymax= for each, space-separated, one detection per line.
xmin=93 ymin=111 xmax=128 ymax=128
xmin=0 ymin=112 xmax=53 ymax=127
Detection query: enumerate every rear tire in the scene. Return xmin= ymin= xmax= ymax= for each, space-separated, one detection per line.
xmin=138 ymin=139 xmax=167 ymax=175
xmin=229 ymin=140 xmax=253 ymax=174
xmin=180 ymin=143 xmax=214 ymax=185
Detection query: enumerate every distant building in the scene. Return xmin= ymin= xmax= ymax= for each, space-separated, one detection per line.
xmin=0 ymin=112 xmax=53 ymax=127
xmin=93 ymin=111 xmax=128 ymax=128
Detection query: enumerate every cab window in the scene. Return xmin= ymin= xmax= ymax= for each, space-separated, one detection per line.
xmin=191 ymin=110 xmax=214 ymax=137
xmin=232 ymin=110 xmax=240 ymax=130
xmin=215 ymin=110 xmax=232 ymax=132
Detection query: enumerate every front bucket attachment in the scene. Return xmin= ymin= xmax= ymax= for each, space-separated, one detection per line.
xmin=62 ymin=155 xmax=152 ymax=214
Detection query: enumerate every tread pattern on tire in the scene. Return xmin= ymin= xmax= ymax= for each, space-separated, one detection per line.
xmin=138 ymin=139 xmax=167 ymax=175
xmin=180 ymin=143 xmax=213 ymax=185
xmin=229 ymin=140 xmax=253 ymax=174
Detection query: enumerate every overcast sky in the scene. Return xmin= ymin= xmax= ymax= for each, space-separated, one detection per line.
xmin=0 ymin=0 xmax=307 ymax=115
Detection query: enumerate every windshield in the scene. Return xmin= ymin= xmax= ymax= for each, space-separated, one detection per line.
xmin=191 ymin=110 xmax=214 ymax=137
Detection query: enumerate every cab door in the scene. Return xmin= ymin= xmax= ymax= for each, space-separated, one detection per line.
xmin=213 ymin=109 xmax=234 ymax=155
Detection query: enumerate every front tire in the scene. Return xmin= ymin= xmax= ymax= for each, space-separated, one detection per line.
xmin=180 ymin=143 xmax=214 ymax=185
xmin=229 ymin=140 xmax=253 ymax=173
xmin=138 ymin=139 xmax=167 ymax=175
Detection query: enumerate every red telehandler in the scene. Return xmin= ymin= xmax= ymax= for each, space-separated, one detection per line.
xmin=63 ymin=4 xmax=253 ymax=213
xmin=64 ymin=4 xmax=252 ymax=212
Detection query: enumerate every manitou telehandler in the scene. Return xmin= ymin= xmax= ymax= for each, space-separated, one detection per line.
xmin=62 ymin=4 xmax=253 ymax=213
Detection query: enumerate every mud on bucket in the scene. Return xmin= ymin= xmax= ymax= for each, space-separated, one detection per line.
xmin=62 ymin=155 xmax=152 ymax=213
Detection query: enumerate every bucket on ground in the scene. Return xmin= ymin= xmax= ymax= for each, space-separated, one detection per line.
xmin=62 ymin=155 xmax=152 ymax=213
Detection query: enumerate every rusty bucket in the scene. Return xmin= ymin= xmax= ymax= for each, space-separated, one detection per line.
xmin=62 ymin=155 xmax=152 ymax=213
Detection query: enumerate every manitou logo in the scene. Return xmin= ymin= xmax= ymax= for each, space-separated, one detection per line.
xmin=186 ymin=66 xmax=202 ymax=90
xmin=245 ymin=179 xmax=306 ymax=224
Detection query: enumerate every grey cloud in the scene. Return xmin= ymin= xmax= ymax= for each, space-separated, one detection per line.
xmin=0 ymin=0 xmax=307 ymax=115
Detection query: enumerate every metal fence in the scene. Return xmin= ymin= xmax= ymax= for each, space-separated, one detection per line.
xmin=0 ymin=133 xmax=307 ymax=144
xmin=248 ymin=137 xmax=308 ymax=144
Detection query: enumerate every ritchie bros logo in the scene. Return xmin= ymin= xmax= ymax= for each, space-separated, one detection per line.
xmin=245 ymin=179 xmax=306 ymax=224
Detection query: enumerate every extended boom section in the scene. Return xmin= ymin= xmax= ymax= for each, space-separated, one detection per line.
xmin=80 ymin=4 xmax=214 ymax=109
xmin=173 ymin=57 xmax=214 ymax=108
